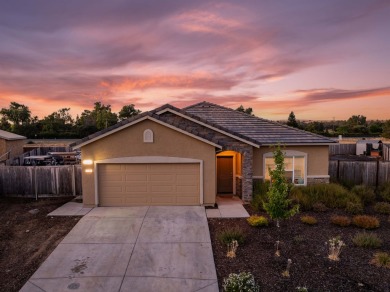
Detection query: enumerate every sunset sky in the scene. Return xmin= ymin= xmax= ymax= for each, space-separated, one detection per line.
xmin=0 ymin=0 xmax=389 ymax=121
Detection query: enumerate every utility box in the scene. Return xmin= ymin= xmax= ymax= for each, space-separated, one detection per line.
xmin=356 ymin=139 xmax=383 ymax=157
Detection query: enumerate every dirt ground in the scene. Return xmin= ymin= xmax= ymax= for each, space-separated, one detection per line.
xmin=0 ymin=197 xmax=81 ymax=292
xmin=208 ymin=206 xmax=390 ymax=292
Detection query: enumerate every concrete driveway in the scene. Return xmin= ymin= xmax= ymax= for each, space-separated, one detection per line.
xmin=21 ymin=206 xmax=218 ymax=292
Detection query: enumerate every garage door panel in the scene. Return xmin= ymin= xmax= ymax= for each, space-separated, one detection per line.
xmin=150 ymin=185 xmax=175 ymax=193
xmin=176 ymin=196 xmax=199 ymax=205
xmin=124 ymin=185 xmax=148 ymax=192
xmin=98 ymin=163 xmax=200 ymax=206
xmin=176 ymin=185 xmax=199 ymax=193
xmin=125 ymin=164 xmax=148 ymax=171
xmin=125 ymin=174 xmax=148 ymax=181
xmin=149 ymin=174 xmax=175 ymax=182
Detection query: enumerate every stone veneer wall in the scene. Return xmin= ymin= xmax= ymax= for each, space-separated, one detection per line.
xmin=235 ymin=176 xmax=242 ymax=198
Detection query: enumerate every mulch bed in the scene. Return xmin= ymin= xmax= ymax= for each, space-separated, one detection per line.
xmin=208 ymin=205 xmax=390 ymax=292
xmin=0 ymin=197 xmax=81 ymax=292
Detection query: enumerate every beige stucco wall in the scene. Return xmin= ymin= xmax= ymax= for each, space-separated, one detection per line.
xmin=80 ymin=119 xmax=217 ymax=207
xmin=253 ymin=145 xmax=329 ymax=177
xmin=0 ymin=139 xmax=26 ymax=159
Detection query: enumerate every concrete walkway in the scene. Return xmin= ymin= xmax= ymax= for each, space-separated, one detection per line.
xmin=21 ymin=206 xmax=218 ymax=292
xmin=206 ymin=196 xmax=250 ymax=218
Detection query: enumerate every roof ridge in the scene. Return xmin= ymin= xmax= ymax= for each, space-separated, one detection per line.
xmin=169 ymin=105 xmax=260 ymax=146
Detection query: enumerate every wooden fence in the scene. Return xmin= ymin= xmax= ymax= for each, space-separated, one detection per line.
xmin=383 ymin=144 xmax=390 ymax=161
xmin=329 ymin=160 xmax=390 ymax=187
xmin=329 ymin=144 xmax=356 ymax=156
xmin=0 ymin=165 xmax=82 ymax=197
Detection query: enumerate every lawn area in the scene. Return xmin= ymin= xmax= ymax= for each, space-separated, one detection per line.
xmin=0 ymin=197 xmax=80 ymax=292
xmin=208 ymin=205 xmax=390 ymax=291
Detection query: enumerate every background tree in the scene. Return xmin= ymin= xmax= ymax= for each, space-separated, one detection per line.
xmin=0 ymin=102 xmax=31 ymax=128
xmin=118 ymin=104 xmax=141 ymax=121
xmin=263 ymin=145 xmax=299 ymax=228
xmin=305 ymin=121 xmax=325 ymax=134
xmin=287 ymin=111 xmax=299 ymax=128
xmin=382 ymin=120 xmax=390 ymax=139
xmin=75 ymin=102 xmax=118 ymax=137
xmin=236 ymin=105 xmax=254 ymax=116
xmin=41 ymin=108 xmax=75 ymax=138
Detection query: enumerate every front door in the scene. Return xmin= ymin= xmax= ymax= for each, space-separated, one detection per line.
xmin=217 ymin=156 xmax=233 ymax=193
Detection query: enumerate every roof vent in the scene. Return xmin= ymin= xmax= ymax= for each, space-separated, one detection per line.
xmin=143 ymin=129 xmax=153 ymax=143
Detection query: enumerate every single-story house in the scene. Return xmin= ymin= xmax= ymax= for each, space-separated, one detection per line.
xmin=72 ymin=102 xmax=336 ymax=207
xmin=0 ymin=129 xmax=26 ymax=162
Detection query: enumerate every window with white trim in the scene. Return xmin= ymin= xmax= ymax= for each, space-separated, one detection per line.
xmin=264 ymin=151 xmax=306 ymax=185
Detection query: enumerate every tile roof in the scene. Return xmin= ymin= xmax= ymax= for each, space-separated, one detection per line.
xmin=71 ymin=101 xmax=336 ymax=149
xmin=0 ymin=129 xmax=26 ymax=140
xmin=184 ymin=101 xmax=336 ymax=145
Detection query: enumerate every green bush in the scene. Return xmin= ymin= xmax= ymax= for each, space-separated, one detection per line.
xmin=290 ymin=183 xmax=360 ymax=210
xmin=352 ymin=232 xmax=383 ymax=248
xmin=247 ymin=215 xmax=269 ymax=227
xmin=300 ymin=215 xmax=317 ymax=225
xmin=251 ymin=180 xmax=270 ymax=212
xmin=345 ymin=201 xmax=364 ymax=214
xmin=223 ymin=272 xmax=260 ymax=292
xmin=352 ymin=215 xmax=380 ymax=229
xmin=217 ymin=227 xmax=245 ymax=245
xmin=374 ymin=202 xmax=390 ymax=215
xmin=371 ymin=252 xmax=390 ymax=268
xmin=351 ymin=185 xmax=376 ymax=206
xmin=379 ymin=182 xmax=390 ymax=202
xmin=331 ymin=215 xmax=351 ymax=227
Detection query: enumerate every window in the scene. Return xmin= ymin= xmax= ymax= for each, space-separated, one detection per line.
xmin=143 ymin=129 xmax=153 ymax=143
xmin=264 ymin=151 xmax=306 ymax=185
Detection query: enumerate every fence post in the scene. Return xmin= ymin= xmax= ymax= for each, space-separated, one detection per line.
xmin=72 ymin=165 xmax=76 ymax=197
xmin=376 ymin=160 xmax=380 ymax=188
xmin=34 ymin=166 xmax=38 ymax=200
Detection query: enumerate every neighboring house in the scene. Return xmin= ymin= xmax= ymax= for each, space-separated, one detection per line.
xmin=0 ymin=129 xmax=26 ymax=163
xmin=72 ymin=102 xmax=336 ymax=207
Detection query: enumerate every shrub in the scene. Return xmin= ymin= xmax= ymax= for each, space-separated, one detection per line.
xmin=327 ymin=236 xmax=345 ymax=261
xmin=331 ymin=215 xmax=351 ymax=227
xmin=312 ymin=202 xmax=328 ymax=212
xmin=371 ymin=252 xmax=390 ymax=268
xmin=218 ymin=227 xmax=245 ymax=245
xmin=223 ymin=271 xmax=260 ymax=292
xmin=247 ymin=215 xmax=269 ymax=227
xmin=352 ymin=215 xmax=380 ymax=229
xmin=379 ymin=182 xmax=390 ymax=202
xmin=300 ymin=215 xmax=317 ymax=225
xmin=251 ymin=180 xmax=269 ymax=212
xmin=352 ymin=232 xmax=383 ymax=248
xmin=351 ymin=185 xmax=376 ymax=206
xmin=345 ymin=201 xmax=364 ymax=214
xmin=290 ymin=183 xmax=360 ymax=210
xmin=374 ymin=202 xmax=390 ymax=215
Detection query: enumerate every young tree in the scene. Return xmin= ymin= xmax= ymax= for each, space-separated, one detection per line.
xmin=287 ymin=111 xmax=298 ymax=128
xmin=263 ymin=145 xmax=299 ymax=227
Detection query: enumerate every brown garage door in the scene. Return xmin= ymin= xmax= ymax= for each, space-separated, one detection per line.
xmin=98 ymin=163 xmax=200 ymax=206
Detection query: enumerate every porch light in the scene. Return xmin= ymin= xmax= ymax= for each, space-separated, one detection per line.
xmin=83 ymin=159 xmax=93 ymax=165
xmin=85 ymin=168 xmax=93 ymax=173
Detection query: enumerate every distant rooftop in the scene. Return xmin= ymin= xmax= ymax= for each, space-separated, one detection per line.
xmin=0 ymin=129 xmax=26 ymax=141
